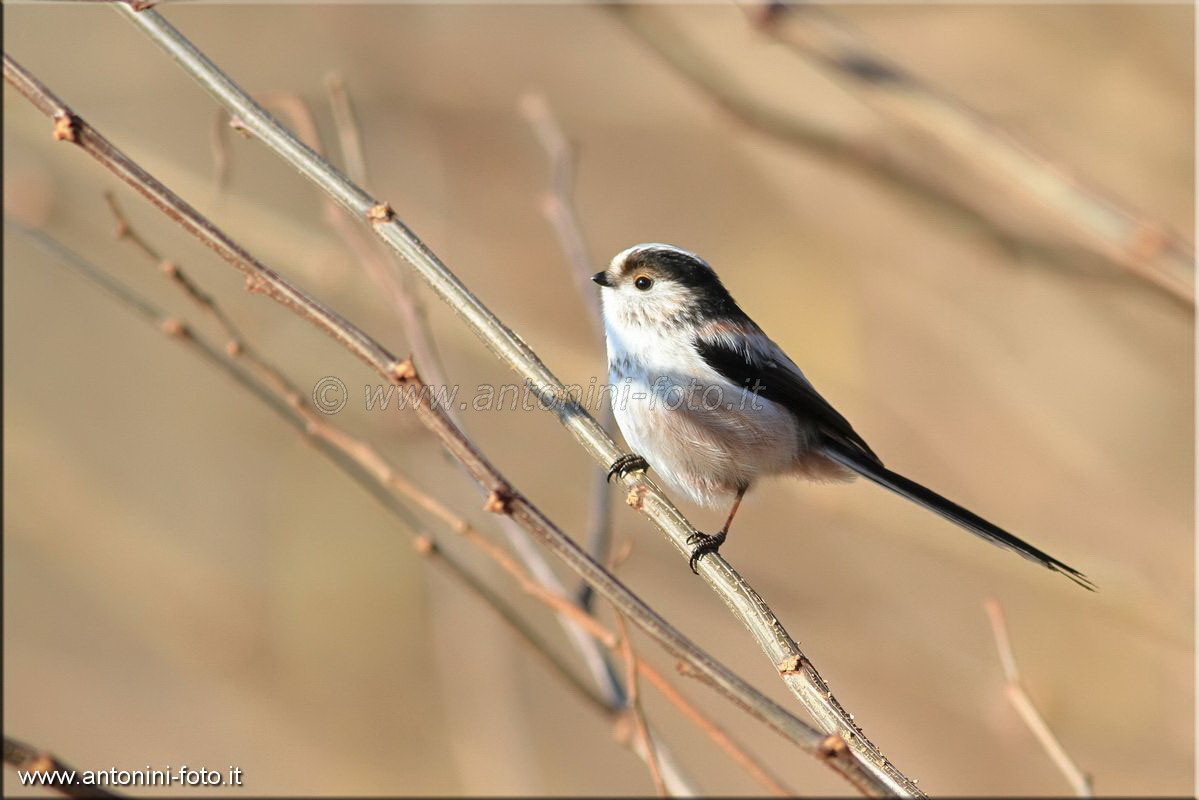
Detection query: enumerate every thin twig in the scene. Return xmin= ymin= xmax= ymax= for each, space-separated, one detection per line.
xmin=104 ymin=191 xmax=300 ymax=401
xmin=637 ymin=657 xmax=790 ymax=796
xmin=315 ymin=81 xmax=640 ymax=741
xmin=615 ymin=613 xmax=668 ymax=797
xmin=230 ymin=87 xmax=450 ymax=394
xmin=418 ymin=537 xmax=613 ymax=715
xmin=298 ymin=86 xmax=449 ymax=393
xmin=324 ymin=72 xmax=371 ymax=189
xmin=519 ymin=89 xmax=616 ymax=605
xmin=519 ymin=90 xmax=603 ymax=336
xmin=209 ymin=108 xmax=234 ymax=195
xmin=612 ymin=4 xmax=1194 ymax=309
xmin=444 ymin=473 xmax=791 ymax=795
xmin=751 ymin=2 xmax=1194 ymax=308
xmin=522 ymin=90 xmax=798 ymax=790
xmin=5 ymin=45 xmax=907 ymax=795
xmin=984 ymin=600 xmax=1093 ymax=797
xmin=3 ymin=736 xmax=121 ymax=799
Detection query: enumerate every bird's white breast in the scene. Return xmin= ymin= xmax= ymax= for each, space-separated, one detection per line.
xmin=602 ymin=300 xmax=802 ymax=507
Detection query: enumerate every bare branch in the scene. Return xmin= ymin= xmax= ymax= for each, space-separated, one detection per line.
xmin=752 ymin=3 xmax=1193 ymax=308
xmin=441 ymin=469 xmax=791 ymax=795
xmin=519 ymin=90 xmax=603 ymax=336
xmin=3 ymin=736 xmax=121 ymax=799
xmin=324 ymin=72 xmax=371 ymax=189
xmin=312 ymin=82 xmax=645 ymax=741
xmin=613 ymin=4 xmax=1194 ymax=309
xmin=209 ymin=109 xmax=234 ymax=195
xmin=294 ymin=85 xmax=450 ymax=393
xmin=519 ymin=89 xmax=616 ymax=604
xmin=638 ymin=656 xmax=790 ymax=796
xmin=104 ymin=191 xmax=300 ymax=401
xmin=985 ymin=600 xmax=1093 ymax=797
xmin=615 ymin=613 xmax=668 ymax=797
xmin=4 ymin=41 xmax=911 ymax=795
xmin=415 ymin=536 xmax=612 ymax=713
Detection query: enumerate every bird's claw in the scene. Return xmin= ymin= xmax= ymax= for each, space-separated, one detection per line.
xmin=685 ymin=531 xmax=727 ymax=574
xmin=606 ymin=453 xmax=649 ymax=483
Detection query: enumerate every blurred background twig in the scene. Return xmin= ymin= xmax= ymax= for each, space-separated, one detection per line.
xmin=749 ymin=2 xmax=1194 ymax=307
xmin=614 ymin=3 xmax=1194 ymax=308
xmin=519 ymin=89 xmax=617 ymax=610
xmin=984 ymin=599 xmax=1093 ymax=797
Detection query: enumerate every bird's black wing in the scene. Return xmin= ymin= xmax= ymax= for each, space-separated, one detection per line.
xmin=695 ymin=332 xmax=1094 ymax=589
xmin=693 ymin=333 xmax=882 ymax=466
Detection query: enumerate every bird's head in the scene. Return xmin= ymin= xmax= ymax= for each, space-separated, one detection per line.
xmin=592 ymin=243 xmax=743 ymax=329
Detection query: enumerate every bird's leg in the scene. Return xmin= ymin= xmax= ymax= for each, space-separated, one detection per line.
xmin=607 ymin=452 xmax=649 ymax=483
xmin=686 ymin=486 xmax=747 ymax=574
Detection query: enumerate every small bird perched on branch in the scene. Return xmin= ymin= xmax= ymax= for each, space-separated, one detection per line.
xmin=594 ymin=243 xmax=1092 ymax=589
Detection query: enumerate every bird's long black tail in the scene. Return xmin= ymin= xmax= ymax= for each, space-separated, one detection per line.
xmin=820 ymin=440 xmax=1094 ymax=590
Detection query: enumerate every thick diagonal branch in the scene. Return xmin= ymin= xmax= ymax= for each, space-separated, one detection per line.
xmin=103 ymin=10 xmax=923 ymax=794
xmin=4 ymin=51 xmax=898 ymax=796
xmin=4 ymin=32 xmax=906 ymax=796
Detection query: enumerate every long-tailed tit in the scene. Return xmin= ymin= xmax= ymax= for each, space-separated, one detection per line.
xmin=594 ymin=243 xmax=1092 ymax=589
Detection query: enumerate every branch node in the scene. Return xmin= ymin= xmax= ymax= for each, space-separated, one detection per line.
xmin=51 ymin=112 xmax=78 ymax=143
xmin=778 ymin=655 xmax=806 ymax=674
xmin=224 ymin=340 xmax=242 ymax=357
xmin=611 ymin=712 xmax=635 ymax=746
xmin=1129 ymin=220 xmax=1168 ymax=261
xmin=483 ymin=486 xmax=515 ymax=515
xmin=160 ymin=317 xmax=187 ymax=338
xmin=413 ymin=535 xmax=436 ymax=556
xmin=228 ymin=116 xmax=251 ymax=138
xmin=754 ymin=0 xmax=788 ymax=30
xmin=389 ymin=358 xmax=417 ymax=384
xmin=818 ymin=733 xmax=850 ymax=760
xmin=367 ymin=201 xmax=395 ymax=224
xmin=625 ymin=483 xmax=648 ymax=510
xmin=158 ymin=258 xmax=177 ymax=277
xmin=538 ymin=192 xmax=561 ymax=218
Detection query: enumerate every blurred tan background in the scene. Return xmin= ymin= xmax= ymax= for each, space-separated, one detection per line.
xmin=3 ymin=3 xmax=1193 ymax=796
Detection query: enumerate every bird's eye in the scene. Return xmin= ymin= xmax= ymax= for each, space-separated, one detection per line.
xmin=634 ymin=275 xmax=653 ymax=291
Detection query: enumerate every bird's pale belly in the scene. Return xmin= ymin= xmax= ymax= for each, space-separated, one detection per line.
xmin=610 ymin=369 xmax=804 ymax=507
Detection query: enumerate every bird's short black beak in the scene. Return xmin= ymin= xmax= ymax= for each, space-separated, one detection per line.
xmin=591 ymin=271 xmax=612 ymax=288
